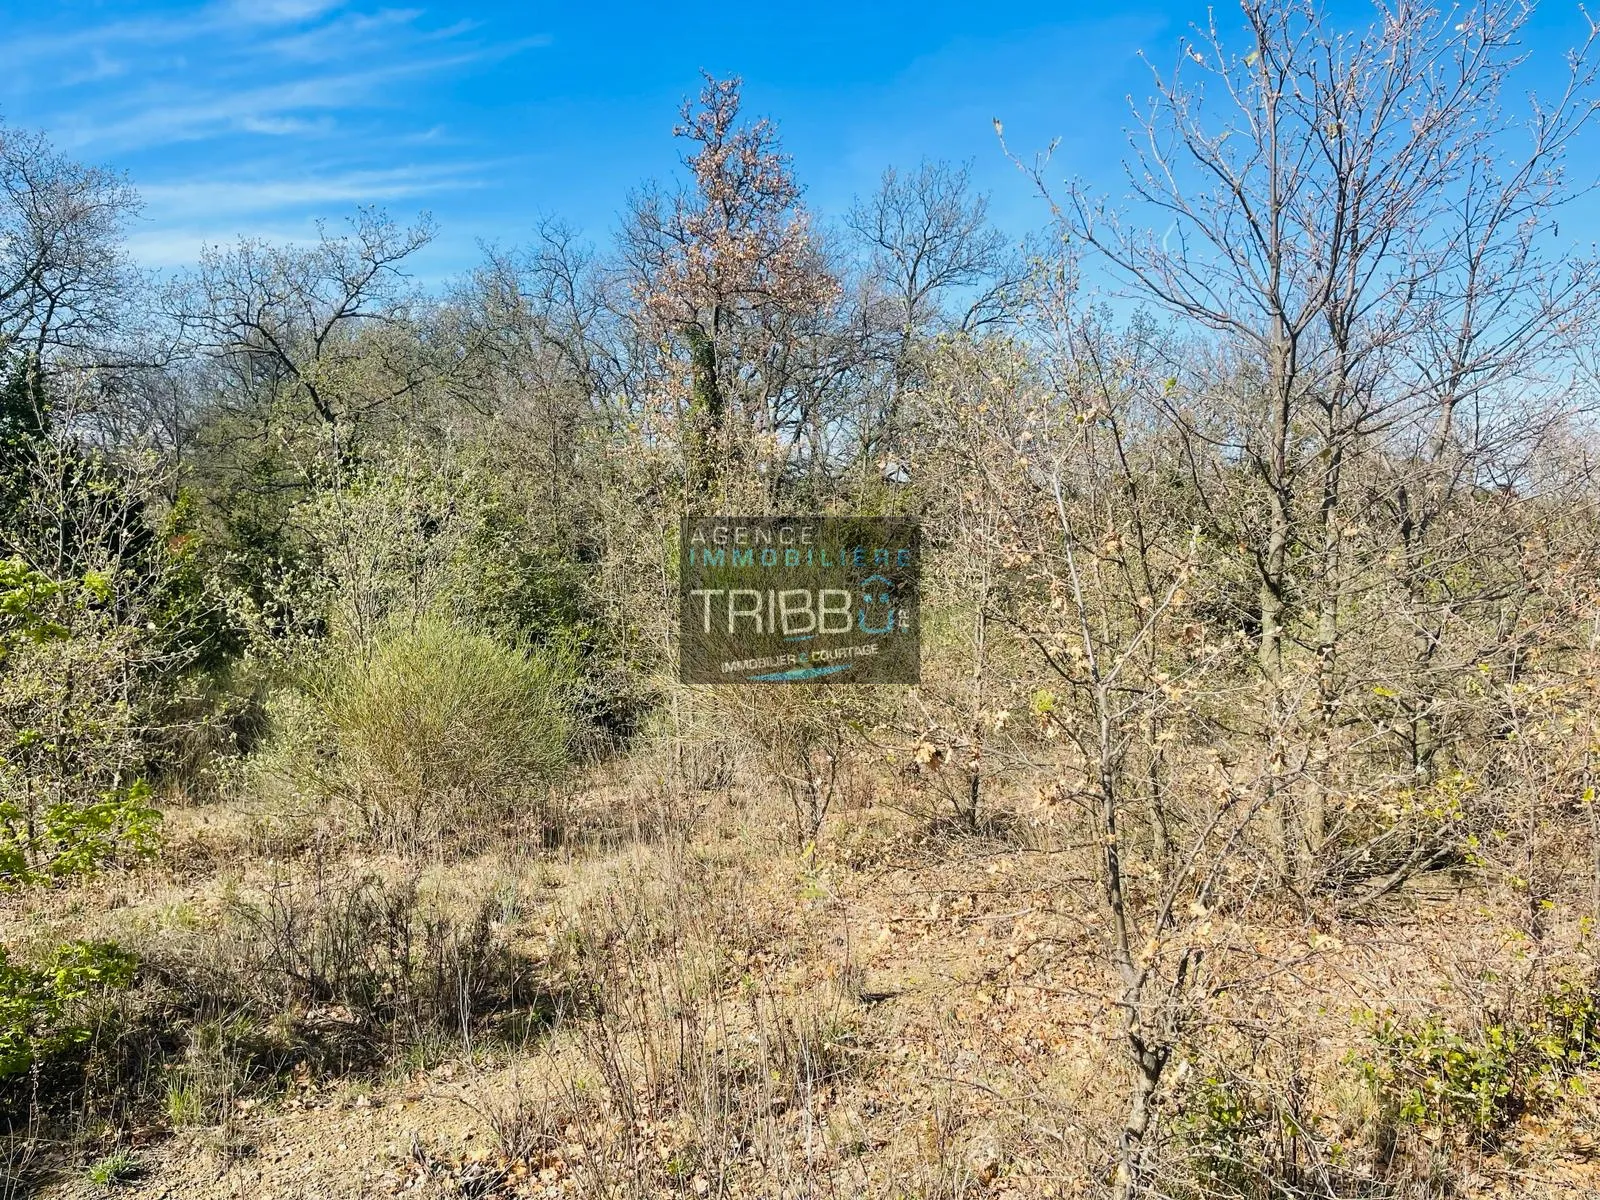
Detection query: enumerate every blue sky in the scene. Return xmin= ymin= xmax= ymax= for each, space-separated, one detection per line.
xmin=3 ymin=0 xmax=1598 ymax=286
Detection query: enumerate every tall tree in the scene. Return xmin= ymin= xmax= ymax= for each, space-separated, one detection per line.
xmin=0 ymin=121 xmax=139 ymax=366
xmin=1025 ymin=0 xmax=1600 ymax=883
xmin=845 ymin=159 xmax=1023 ymax=466
xmin=623 ymin=74 xmax=837 ymax=505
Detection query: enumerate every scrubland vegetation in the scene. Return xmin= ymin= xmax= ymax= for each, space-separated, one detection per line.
xmin=5 ymin=1 xmax=1600 ymax=1196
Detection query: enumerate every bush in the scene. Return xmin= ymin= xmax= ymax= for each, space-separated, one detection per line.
xmin=0 ymin=939 xmax=137 ymax=1080
xmin=227 ymin=871 xmax=528 ymax=1037
xmin=0 ymin=544 xmax=178 ymax=885
xmin=133 ymin=870 xmax=544 ymax=1062
xmin=0 ymin=780 xmax=162 ymax=886
xmin=698 ymin=685 xmax=879 ymax=847
xmin=308 ymin=618 xmax=577 ymax=849
xmin=1176 ymin=1073 xmax=1267 ymax=1197
xmin=1357 ymin=980 xmax=1600 ymax=1144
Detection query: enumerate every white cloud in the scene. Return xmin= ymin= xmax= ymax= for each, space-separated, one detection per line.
xmin=60 ymin=51 xmax=129 ymax=86
xmin=123 ymin=224 xmax=319 ymax=269
xmin=235 ymin=115 xmax=339 ymax=137
xmin=217 ymin=0 xmax=346 ymax=24
xmin=258 ymin=8 xmax=427 ymax=62
xmin=138 ymin=164 xmax=487 ymax=218
xmin=1 ymin=1 xmax=549 ymax=274
xmin=46 ymin=35 xmax=542 ymax=152
xmin=0 ymin=0 xmax=339 ymax=66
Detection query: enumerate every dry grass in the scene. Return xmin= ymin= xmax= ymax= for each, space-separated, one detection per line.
xmin=7 ymin=755 xmax=1600 ymax=1200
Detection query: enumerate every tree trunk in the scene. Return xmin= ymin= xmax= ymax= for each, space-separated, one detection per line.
xmin=1112 ymin=1034 xmax=1168 ymax=1200
xmin=1260 ymin=375 xmax=1293 ymax=879
xmin=683 ymin=321 xmax=725 ymax=506
xmin=1309 ymin=435 xmax=1344 ymax=879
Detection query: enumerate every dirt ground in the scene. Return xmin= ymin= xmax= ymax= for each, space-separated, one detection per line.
xmin=16 ymin=776 xmax=1600 ymax=1199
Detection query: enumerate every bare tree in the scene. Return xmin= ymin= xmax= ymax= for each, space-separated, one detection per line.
xmin=1012 ymin=0 xmax=1600 ymax=885
xmin=847 ymin=159 xmax=1019 ymax=337
xmin=0 ymin=121 xmax=139 ymax=367
xmin=844 ymin=159 xmax=1024 ymax=469
xmin=179 ymin=208 xmax=438 ymax=474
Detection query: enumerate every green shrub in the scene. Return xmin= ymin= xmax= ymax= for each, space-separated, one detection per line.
xmin=291 ymin=461 xmax=594 ymax=653
xmin=0 ymin=780 xmax=162 ymax=885
xmin=1356 ymin=981 xmax=1600 ymax=1143
xmin=308 ymin=617 xmax=577 ymax=848
xmin=0 ymin=939 xmax=137 ymax=1079
xmin=1 ymin=551 xmax=172 ymax=885
xmin=1176 ymin=1073 xmax=1267 ymax=1197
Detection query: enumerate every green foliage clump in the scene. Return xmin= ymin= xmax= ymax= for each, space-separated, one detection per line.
xmin=85 ymin=1149 xmax=138 ymax=1187
xmin=442 ymin=490 xmax=592 ymax=649
xmin=0 ymin=556 xmax=66 ymax=658
xmin=0 ymin=353 xmax=49 ymax=525
xmin=1176 ymin=1073 xmax=1267 ymax=1197
xmin=148 ymin=488 xmax=237 ymax=674
xmin=307 ymin=617 xmax=577 ymax=847
xmin=1356 ymin=982 xmax=1600 ymax=1143
xmin=0 ymin=556 xmax=167 ymax=883
xmin=0 ymin=779 xmax=162 ymax=885
xmin=0 ymin=939 xmax=137 ymax=1080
